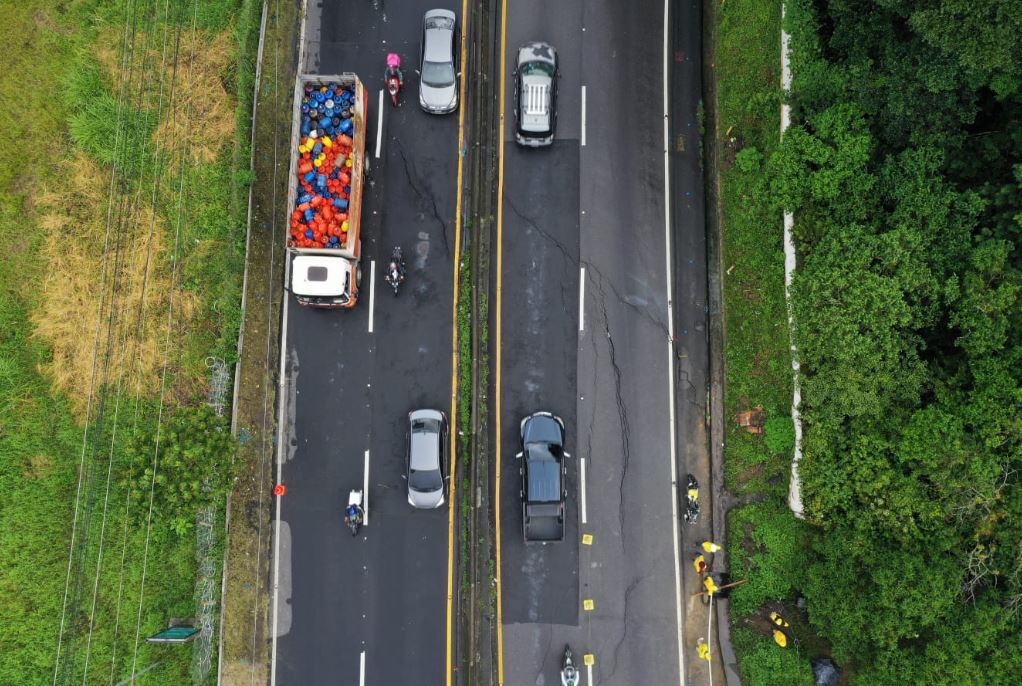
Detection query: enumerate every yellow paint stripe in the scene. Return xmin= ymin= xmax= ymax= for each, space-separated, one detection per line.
xmin=445 ymin=0 xmax=471 ymax=682
xmin=494 ymin=0 xmax=509 ymax=682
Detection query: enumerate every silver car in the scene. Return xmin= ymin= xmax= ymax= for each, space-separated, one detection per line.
xmin=407 ymin=409 xmax=448 ymax=509
xmin=514 ymin=42 xmax=558 ymax=146
xmin=418 ymin=9 xmax=459 ymax=114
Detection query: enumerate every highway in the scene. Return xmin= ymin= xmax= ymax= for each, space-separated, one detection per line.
xmin=268 ymin=0 xmax=712 ymax=684
xmin=271 ymin=1 xmax=464 ymax=684
xmin=494 ymin=0 xmax=711 ymax=684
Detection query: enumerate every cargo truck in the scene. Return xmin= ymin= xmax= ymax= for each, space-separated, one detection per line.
xmin=285 ymin=73 xmax=367 ymax=308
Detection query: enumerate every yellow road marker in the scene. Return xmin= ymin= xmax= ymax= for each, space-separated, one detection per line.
xmin=583 ymin=599 xmax=595 ymax=611
xmin=584 ymin=654 xmax=596 ymax=667
xmin=445 ymin=0 xmax=471 ymax=681
xmin=494 ymin=0 xmax=509 ymax=683
xmin=582 ymin=533 xmax=593 ymax=545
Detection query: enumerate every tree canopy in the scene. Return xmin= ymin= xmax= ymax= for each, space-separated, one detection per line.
xmin=776 ymin=0 xmax=1022 ymax=681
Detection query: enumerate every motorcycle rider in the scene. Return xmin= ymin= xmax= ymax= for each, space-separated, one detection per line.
xmin=345 ymin=503 xmax=362 ymax=526
xmin=560 ymin=645 xmax=579 ymax=686
xmin=385 ymin=246 xmax=406 ymax=291
xmin=385 ymin=52 xmax=404 ymax=96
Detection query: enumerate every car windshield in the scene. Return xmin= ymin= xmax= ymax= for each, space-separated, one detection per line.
xmin=410 ymin=467 xmax=443 ymax=492
xmin=520 ymin=61 xmax=554 ymax=77
xmin=422 ymin=60 xmax=455 ymax=87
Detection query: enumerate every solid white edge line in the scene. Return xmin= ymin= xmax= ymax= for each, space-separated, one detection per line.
xmin=375 ymin=89 xmax=384 ymax=159
xmin=580 ymin=85 xmax=587 ymax=147
xmin=368 ymin=260 xmax=377 ymax=333
xmin=587 ymin=664 xmax=594 ymax=685
xmin=270 ymin=291 xmax=289 ymax=686
xmin=662 ymin=0 xmax=686 ymax=683
xmin=707 ymin=594 xmax=715 ymax=686
xmin=360 ymin=650 xmax=366 ymax=686
xmin=364 ymin=449 xmax=370 ymax=526
xmin=270 ymin=0 xmax=311 ymax=676
xmin=580 ymin=456 xmax=588 ymax=524
xmin=578 ymin=265 xmax=586 ymax=332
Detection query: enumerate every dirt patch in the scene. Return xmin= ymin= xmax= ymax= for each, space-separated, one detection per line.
xmin=218 ymin=1 xmax=297 ymax=683
xmin=29 ymin=153 xmax=198 ymax=419
xmin=735 ymin=462 xmax=765 ymax=490
xmin=23 ymin=452 xmax=55 ymax=479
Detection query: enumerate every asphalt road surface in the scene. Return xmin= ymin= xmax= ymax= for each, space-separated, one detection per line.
xmin=496 ymin=0 xmax=709 ymax=685
xmin=272 ymin=1 xmax=462 ymax=684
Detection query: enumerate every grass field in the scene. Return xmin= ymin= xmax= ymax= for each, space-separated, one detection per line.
xmin=0 ymin=0 xmax=257 ymax=683
xmin=712 ymin=0 xmax=816 ymax=682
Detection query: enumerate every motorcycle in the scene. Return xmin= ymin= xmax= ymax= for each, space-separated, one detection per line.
xmin=683 ymin=473 xmax=700 ymax=524
xmin=561 ymin=644 xmax=579 ymax=686
xmin=383 ymin=246 xmax=406 ymax=295
xmin=345 ymin=489 xmax=365 ymax=536
xmin=385 ymin=52 xmax=403 ymax=107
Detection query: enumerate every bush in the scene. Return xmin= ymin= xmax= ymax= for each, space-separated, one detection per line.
xmin=728 ymin=501 xmax=809 ymax=617
xmin=736 ymin=145 xmax=764 ymax=173
xmin=122 ymin=405 xmax=236 ymax=534
xmin=732 ymin=628 xmax=814 ymax=686
xmin=763 ymin=415 xmax=795 ymax=455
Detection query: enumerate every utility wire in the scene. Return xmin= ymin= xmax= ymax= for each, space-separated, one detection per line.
xmin=129 ymin=0 xmax=200 ymax=674
xmin=252 ymin=0 xmax=285 ymax=673
xmin=51 ymin=0 xmax=146 ymax=681
xmin=81 ymin=0 xmax=177 ymax=679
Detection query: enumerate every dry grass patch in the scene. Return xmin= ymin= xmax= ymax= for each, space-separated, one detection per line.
xmin=154 ymin=29 xmax=237 ymax=165
xmin=30 ymin=153 xmax=197 ymax=419
xmin=94 ymin=26 xmax=236 ymax=165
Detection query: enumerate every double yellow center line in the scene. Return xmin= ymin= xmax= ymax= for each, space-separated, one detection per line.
xmin=446 ymin=0 xmax=510 ymax=682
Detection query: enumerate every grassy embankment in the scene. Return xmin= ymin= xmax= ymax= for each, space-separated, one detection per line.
xmin=715 ymin=0 xmax=815 ymax=683
xmin=0 ymin=1 xmax=257 ymax=683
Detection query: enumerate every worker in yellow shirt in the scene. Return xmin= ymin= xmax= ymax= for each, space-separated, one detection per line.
xmin=696 ymin=638 xmax=712 ymax=661
xmin=701 ymin=541 xmax=722 ymax=554
xmin=703 ymin=575 xmax=719 ymax=597
xmin=693 ymin=554 xmax=708 ymax=575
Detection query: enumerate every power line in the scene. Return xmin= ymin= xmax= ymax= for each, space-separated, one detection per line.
xmin=51 ymin=0 xmax=148 ymax=680
xmin=80 ymin=0 xmax=179 ymax=680
xmin=129 ymin=0 xmax=200 ymax=675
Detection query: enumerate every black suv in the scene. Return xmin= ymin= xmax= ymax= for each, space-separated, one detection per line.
xmin=517 ymin=411 xmax=567 ymax=541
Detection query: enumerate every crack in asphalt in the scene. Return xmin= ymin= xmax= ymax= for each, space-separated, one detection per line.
xmin=507 ymin=199 xmax=575 ymax=276
xmin=677 ymin=368 xmax=706 ymax=412
xmin=605 ymin=569 xmax=655 ymax=681
xmin=589 ymin=269 xmax=632 ymax=536
xmin=394 ymin=141 xmax=450 ymax=255
xmin=588 ymin=259 xmax=671 ymax=340
xmin=508 ymin=198 xmax=672 ymax=341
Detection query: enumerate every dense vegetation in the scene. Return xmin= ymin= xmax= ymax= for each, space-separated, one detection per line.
xmin=719 ymin=0 xmax=1022 ymax=683
xmin=774 ymin=0 xmax=1021 ymax=682
xmin=0 ymin=0 xmax=257 ymax=683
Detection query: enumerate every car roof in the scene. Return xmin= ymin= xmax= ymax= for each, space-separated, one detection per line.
xmin=526 ymin=456 xmax=561 ymax=502
xmin=423 ymin=10 xmax=455 ymax=62
xmin=410 ymin=431 xmax=440 ymax=471
xmin=409 ymin=409 xmax=443 ymax=472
